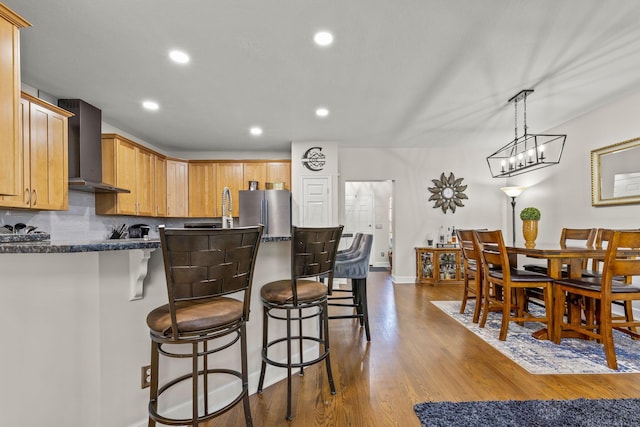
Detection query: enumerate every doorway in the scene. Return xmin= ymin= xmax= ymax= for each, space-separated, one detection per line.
xmin=343 ymin=181 xmax=393 ymax=270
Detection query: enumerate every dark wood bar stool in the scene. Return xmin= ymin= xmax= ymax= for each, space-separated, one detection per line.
xmin=257 ymin=225 xmax=343 ymax=420
xmin=146 ymin=225 xmax=263 ymax=427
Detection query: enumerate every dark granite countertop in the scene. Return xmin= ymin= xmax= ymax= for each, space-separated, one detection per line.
xmin=0 ymin=235 xmax=291 ymax=253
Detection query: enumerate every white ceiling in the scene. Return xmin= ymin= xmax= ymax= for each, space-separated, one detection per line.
xmin=6 ymin=0 xmax=640 ymax=154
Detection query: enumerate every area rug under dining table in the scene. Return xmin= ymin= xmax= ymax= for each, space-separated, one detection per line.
xmin=431 ymin=300 xmax=640 ymax=374
xmin=413 ymin=398 xmax=640 ymax=427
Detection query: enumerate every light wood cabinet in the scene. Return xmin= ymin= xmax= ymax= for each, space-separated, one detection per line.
xmin=242 ymin=161 xmax=291 ymax=191
xmin=188 ymin=161 xmax=217 ymax=217
xmin=216 ymin=162 xmax=244 ymax=217
xmin=154 ymin=155 xmax=167 ymax=217
xmin=136 ymin=148 xmax=154 ymax=216
xmin=243 ymin=162 xmax=267 ymax=189
xmin=416 ymin=247 xmax=463 ymax=285
xmin=94 ymin=141 xmax=290 ymax=218
xmin=266 ymin=161 xmax=291 ymax=190
xmin=0 ymin=6 xmax=30 ymax=196
xmin=166 ymin=159 xmax=188 ymax=217
xmin=96 ymin=134 xmax=155 ymax=216
xmin=0 ymin=93 xmax=71 ymax=210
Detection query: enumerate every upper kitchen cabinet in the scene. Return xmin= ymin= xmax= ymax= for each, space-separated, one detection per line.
xmin=188 ymin=161 xmax=217 ymax=217
xmin=0 ymin=5 xmax=30 ymax=196
xmin=154 ymin=155 xmax=167 ymax=217
xmin=266 ymin=161 xmax=291 ymax=190
xmin=216 ymin=162 xmax=244 ymax=217
xmin=243 ymin=162 xmax=267 ymax=189
xmin=0 ymin=93 xmax=72 ymax=210
xmin=166 ymin=159 xmax=188 ymax=217
xmin=96 ymin=134 xmax=154 ymax=216
xmin=242 ymin=161 xmax=291 ymax=191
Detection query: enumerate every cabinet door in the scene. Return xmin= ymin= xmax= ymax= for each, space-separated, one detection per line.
xmin=266 ymin=161 xmax=291 ymax=190
xmin=135 ymin=148 xmax=154 ymax=216
xmin=166 ymin=160 xmax=188 ymax=217
xmin=188 ymin=162 xmax=217 ymax=217
xmin=0 ymin=11 xmax=27 ymax=196
xmin=216 ymin=162 xmax=244 ymax=217
xmin=0 ymin=97 xmax=29 ymax=207
xmin=114 ymin=140 xmax=138 ymax=215
xmin=243 ymin=162 xmax=266 ymax=190
xmin=154 ymin=155 xmax=167 ymax=217
xmin=29 ymin=102 xmax=68 ymax=210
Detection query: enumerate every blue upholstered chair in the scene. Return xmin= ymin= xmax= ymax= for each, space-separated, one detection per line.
xmin=336 ymin=233 xmax=364 ymax=261
xmin=328 ymin=234 xmax=374 ymax=341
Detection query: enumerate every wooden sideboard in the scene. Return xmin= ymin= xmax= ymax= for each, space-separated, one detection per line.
xmin=415 ymin=246 xmax=463 ymax=285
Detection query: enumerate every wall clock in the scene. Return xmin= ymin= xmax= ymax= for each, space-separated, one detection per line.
xmin=428 ymin=172 xmax=468 ymax=213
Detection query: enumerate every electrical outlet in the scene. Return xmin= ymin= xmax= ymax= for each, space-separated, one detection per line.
xmin=381 ymin=252 xmax=385 ymax=257
xmin=141 ymin=365 xmax=151 ymax=389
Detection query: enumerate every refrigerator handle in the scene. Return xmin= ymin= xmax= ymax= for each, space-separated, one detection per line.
xmin=263 ymin=199 xmax=269 ymax=234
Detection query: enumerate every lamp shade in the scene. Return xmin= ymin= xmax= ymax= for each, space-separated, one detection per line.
xmin=501 ymin=186 xmax=526 ymax=198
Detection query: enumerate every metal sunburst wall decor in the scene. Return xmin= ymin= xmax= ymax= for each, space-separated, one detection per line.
xmin=428 ymin=172 xmax=468 ymax=213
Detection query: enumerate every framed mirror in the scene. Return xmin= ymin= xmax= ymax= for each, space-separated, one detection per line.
xmin=591 ymin=137 xmax=640 ymax=206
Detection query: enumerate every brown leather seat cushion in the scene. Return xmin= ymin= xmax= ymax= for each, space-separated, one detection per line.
xmin=260 ymin=279 xmax=327 ymax=304
xmin=554 ymin=277 xmax=640 ymax=293
xmin=147 ymin=297 xmax=243 ymax=336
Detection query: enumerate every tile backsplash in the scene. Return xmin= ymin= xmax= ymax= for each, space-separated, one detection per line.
xmin=0 ymin=191 xmax=190 ymax=241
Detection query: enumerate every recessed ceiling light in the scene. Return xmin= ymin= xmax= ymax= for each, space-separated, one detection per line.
xmin=169 ymin=50 xmax=190 ymax=64
xmin=249 ymin=126 xmax=263 ymax=136
xmin=315 ymin=107 xmax=330 ymax=118
xmin=313 ymin=31 xmax=334 ymax=47
xmin=142 ymin=100 xmax=159 ymax=111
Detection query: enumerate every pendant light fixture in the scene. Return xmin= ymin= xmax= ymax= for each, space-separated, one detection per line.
xmin=486 ymin=89 xmax=566 ymax=178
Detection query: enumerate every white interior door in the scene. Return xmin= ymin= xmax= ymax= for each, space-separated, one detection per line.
xmin=344 ymin=191 xmax=375 ymax=254
xmin=301 ymin=176 xmax=331 ymax=226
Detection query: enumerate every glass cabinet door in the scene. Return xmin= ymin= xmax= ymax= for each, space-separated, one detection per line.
xmin=421 ymin=251 xmax=434 ymax=279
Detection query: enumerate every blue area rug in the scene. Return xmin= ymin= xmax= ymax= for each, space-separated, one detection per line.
xmin=414 ymin=398 xmax=640 ymax=427
xmin=432 ymin=300 xmax=640 ymax=373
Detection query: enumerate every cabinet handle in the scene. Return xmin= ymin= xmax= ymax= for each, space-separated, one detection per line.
xmin=32 ymin=189 xmax=37 ymax=206
xmin=24 ymin=188 xmax=30 ymax=205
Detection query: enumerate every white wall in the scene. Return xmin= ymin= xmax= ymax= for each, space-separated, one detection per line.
xmin=504 ymin=89 xmax=640 ymax=242
xmin=337 ymin=88 xmax=640 ymax=283
xmin=338 ymin=145 xmax=507 ymax=283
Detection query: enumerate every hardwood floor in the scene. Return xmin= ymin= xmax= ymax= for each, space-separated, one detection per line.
xmin=211 ymin=271 xmax=640 ymax=426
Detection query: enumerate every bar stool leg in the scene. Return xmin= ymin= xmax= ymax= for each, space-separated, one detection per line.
xmin=357 ymin=279 xmax=371 ymax=341
xmin=286 ymin=308 xmax=293 ymax=420
xmin=257 ymin=308 xmax=269 ymax=394
xmin=192 ymin=342 xmax=198 ymax=427
xmin=148 ymin=342 xmax=159 ymax=427
xmin=323 ymin=299 xmax=337 ymax=395
xmin=240 ymin=323 xmax=254 ymax=426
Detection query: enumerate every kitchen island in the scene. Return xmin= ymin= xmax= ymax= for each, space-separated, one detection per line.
xmin=0 ymin=235 xmax=297 ymax=427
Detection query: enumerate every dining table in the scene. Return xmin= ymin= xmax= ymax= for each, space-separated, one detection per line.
xmin=506 ymin=243 xmax=605 ymax=341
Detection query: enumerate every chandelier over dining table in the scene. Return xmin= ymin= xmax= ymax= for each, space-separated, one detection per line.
xmin=486 ymin=89 xmax=566 ymax=178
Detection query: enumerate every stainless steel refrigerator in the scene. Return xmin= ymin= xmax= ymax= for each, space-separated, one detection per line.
xmin=239 ymin=190 xmax=291 ymax=236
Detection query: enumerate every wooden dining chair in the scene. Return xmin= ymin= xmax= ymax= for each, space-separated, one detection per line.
xmin=552 ymin=230 xmax=640 ymax=370
xmin=456 ymin=229 xmax=483 ymax=323
xmin=581 ymin=228 xmax=636 ymax=333
xmin=474 ymin=229 xmax=554 ymax=340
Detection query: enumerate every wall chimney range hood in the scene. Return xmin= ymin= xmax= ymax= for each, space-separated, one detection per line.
xmin=58 ymin=99 xmax=130 ymax=193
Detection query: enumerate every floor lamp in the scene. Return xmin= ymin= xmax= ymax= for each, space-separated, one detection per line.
xmin=500 ymin=186 xmax=527 ymax=246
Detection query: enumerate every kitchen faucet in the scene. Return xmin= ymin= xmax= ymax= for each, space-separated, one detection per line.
xmin=221 ymin=187 xmax=233 ymax=228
